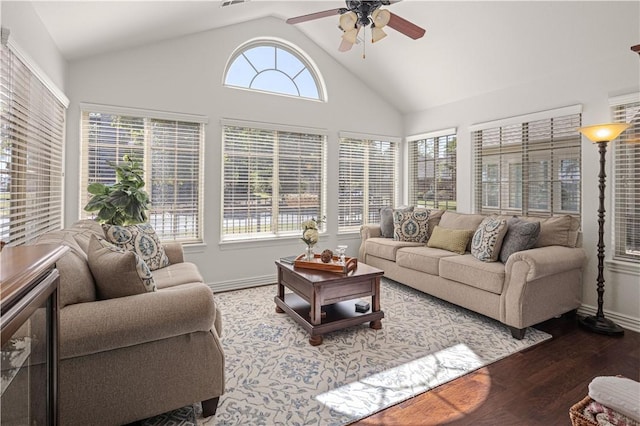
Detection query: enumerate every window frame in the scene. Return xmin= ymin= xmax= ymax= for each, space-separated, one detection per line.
xmin=220 ymin=119 xmax=327 ymax=243
xmin=79 ymin=103 xmax=207 ymax=244
xmin=223 ymin=38 xmax=327 ymax=102
xmin=407 ymin=128 xmax=458 ymax=211
xmin=471 ymin=105 xmax=582 ymax=219
xmin=610 ymin=93 xmax=640 ymax=263
xmin=338 ymin=132 xmax=400 ymax=233
xmin=0 ymin=38 xmax=68 ymax=246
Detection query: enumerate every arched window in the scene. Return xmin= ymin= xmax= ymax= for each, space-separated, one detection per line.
xmin=224 ymin=39 xmax=325 ymax=101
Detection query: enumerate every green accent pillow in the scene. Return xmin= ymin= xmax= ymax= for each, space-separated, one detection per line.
xmin=426 ymin=225 xmax=474 ymax=254
xmin=87 ymin=234 xmax=156 ymax=299
xmin=102 ymin=223 xmax=169 ymax=271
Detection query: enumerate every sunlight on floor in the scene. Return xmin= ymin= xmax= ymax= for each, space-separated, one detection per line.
xmin=315 ymin=343 xmax=492 ymax=419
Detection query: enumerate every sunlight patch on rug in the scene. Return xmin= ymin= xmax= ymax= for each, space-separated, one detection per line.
xmin=316 ymin=343 xmax=483 ymax=418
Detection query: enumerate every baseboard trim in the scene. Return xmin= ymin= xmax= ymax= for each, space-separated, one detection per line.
xmin=577 ymin=305 xmax=640 ymax=333
xmin=207 ymin=274 xmax=277 ymax=293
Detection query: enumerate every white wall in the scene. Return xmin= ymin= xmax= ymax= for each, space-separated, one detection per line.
xmin=404 ymin=2 xmax=640 ymax=329
xmin=1 ymin=2 xmax=67 ymax=91
xmin=65 ymin=16 xmax=403 ymax=291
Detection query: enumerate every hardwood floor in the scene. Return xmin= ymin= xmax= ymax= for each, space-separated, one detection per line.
xmin=352 ymin=315 xmax=640 ymax=426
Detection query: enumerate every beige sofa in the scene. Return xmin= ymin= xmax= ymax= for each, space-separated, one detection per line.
xmin=359 ymin=210 xmax=587 ymax=339
xmin=31 ymin=220 xmax=224 ymax=425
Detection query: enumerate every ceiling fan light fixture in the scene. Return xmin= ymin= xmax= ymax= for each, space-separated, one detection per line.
xmin=339 ymin=11 xmax=357 ymax=31
xmin=372 ymin=8 xmax=391 ymax=28
xmin=342 ymin=26 xmax=359 ymax=44
xmin=371 ymin=26 xmax=387 ymax=43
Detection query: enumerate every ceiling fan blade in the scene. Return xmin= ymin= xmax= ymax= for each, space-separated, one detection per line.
xmin=286 ymin=8 xmax=343 ymax=25
xmin=387 ymin=12 xmax=426 ymax=40
xmin=338 ymin=38 xmax=354 ymax=52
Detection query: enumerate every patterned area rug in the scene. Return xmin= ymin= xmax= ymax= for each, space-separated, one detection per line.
xmin=147 ymin=278 xmax=551 ymax=425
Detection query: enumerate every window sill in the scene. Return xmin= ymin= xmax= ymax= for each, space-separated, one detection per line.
xmin=605 ymin=259 xmax=640 ymax=277
xmin=219 ymin=234 xmax=328 ymax=250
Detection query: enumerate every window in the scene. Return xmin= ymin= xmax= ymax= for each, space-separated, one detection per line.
xmin=611 ymin=94 xmax=640 ymax=263
xmin=472 ymin=106 xmax=582 ymax=218
xmin=0 ymin=41 xmax=67 ymax=245
xmin=80 ymin=105 xmax=206 ymax=243
xmin=338 ymin=134 xmax=399 ymax=232
xmin=224 ymin=39 xmax=325 ymax=101
xmin=222 ymin=120 xmax=326 ymax=241
xmin=408 ymin=129 xmax=457 ymax=210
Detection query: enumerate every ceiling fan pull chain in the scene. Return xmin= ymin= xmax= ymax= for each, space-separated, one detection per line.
xmin=362 ymin=26 xmax=366 ymax=59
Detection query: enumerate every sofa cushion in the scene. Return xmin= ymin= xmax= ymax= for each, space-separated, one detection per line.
xmin=439 ymin=211 xmax=485 ymax=231
xmin=152 ymin=262 xmax=205 ymax=289
xmin=364 ymin=237 xmax=423 ymax=261
xmin=34 ymin=230 xmax=97 ymax=308
xmin=380 ymin=205 xmax=413 ymax=238
xmin=425 ymin=209 xmax=445 ymax=239
xmin=427 ymin=226 xmax=474 ymax=255
xmin=393 ymin=209 xmax=430 ymax=242
xmin=88 ymin=235 xmax=157 ymax=299
xmin=471 ymin=216 xmax=508 ymax=262
xmin=499 ymin=217 xmax=541 ymax=263
xmin=396 ymin=246 xmax=457 ymax=275
xmin=440 ymin=255 xmax=506 ymax=294
xmin=531 ymin=215 xmax=580 ymax=248
xmin=102 ymin=223 xmax=170 ymax=270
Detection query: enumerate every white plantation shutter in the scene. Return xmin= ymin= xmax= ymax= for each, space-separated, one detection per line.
xmin=80 ymin=106 xmax=205 ymax=243
xmin=611 ymin=94 xmax=640 ymax=262
xmin=222 ymin=121 xmax=326 ymax=240
xmin=407 ymin=129 xmax=457 ymax=210
xmin=472 ymin=107 xmax=582 ymax=217
xmin=0 ymin=43 xmax=66 ymax=245
xmin=338 ymin=134 xmax=398 ymax=233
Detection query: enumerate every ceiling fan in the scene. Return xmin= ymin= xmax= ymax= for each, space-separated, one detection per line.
xmin=286 ymin=1 xmax=425 ymax=53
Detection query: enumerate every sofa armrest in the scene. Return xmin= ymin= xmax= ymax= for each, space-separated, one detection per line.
xmin=60 ymin=283 xmax=217 ymax=359
xmin=163 ymin=242 xmax=184 ymax=264
xmin=505 ymin=246 xmax=586 ymax=281
xmin=359 ymin=224 xmax=382 ymax=261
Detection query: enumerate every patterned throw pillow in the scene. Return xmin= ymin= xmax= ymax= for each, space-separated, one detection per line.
xmin=426 ymin=226 xmax=474 ymax=254
xmin=102 ymin=223 xmax=169 ymax=271
xmin=87 ymin=234 xmax=156 ymax=299
xmin=471 ymin=216 xmax=508 ymax=262
xmin=393 ymin=209 xmax=430 ymax=243
xmin=499 ymin=217 xmax=541 ymax=263
xmin=380 ymin=205 xmax=413 ymax=238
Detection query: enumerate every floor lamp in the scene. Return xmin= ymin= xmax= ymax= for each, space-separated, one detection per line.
xmin=577 ymin=123 xmax=630 ymax=336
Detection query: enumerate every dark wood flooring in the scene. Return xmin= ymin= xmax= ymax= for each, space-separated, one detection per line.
xmin=352 ymin=315 xmax=640 ymax=426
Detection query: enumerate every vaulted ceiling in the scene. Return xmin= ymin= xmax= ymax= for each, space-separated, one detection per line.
xmin=29 ymin=1 xmax=640 ymax=114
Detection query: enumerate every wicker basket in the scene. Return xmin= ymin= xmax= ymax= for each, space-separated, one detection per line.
xmin=569 ymin=396 xmax=598 ymax=426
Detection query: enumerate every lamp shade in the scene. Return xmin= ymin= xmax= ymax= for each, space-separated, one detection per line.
xmin=342 ymin=27 xmax=359 ymax=44
xmin=339 ymin=11 xmax=357 ymax=31
xmin=372 ymin=9 xmax=391 ymax=28
xmin=578 ymin=123 xmax=631 ymax=143
xmin=371 ymin=26 xmax=387 ymax=43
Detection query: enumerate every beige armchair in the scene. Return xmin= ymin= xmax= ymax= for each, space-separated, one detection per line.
xmin=33 ymin=220 xmax=224 ymax=425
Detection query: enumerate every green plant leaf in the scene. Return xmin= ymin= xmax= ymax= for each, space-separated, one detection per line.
xmin=87 ymin=182 xmax=109 ymax=195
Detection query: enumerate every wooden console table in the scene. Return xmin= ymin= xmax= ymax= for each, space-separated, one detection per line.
xmin=1 ymin=244 xmax=68 ymax=426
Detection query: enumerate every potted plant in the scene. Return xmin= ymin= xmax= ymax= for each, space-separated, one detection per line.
xmin=84 ymin=155 xmax=150 ymax=225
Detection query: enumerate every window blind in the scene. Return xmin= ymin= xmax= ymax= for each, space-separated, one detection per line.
xmin=338 ymin=136 xmax=398 ymax=232
xmin=80 ymin=109 xmax=204 ymax=243
xmin=473 ymin=111 xmax=582 ymax=218
xmin=0 ymin=43 xmax=65 ymax=245
xmin=408 ymin=130 xmax=457 ymax=211
xmin=222 ymin=123 xmax=326 ymax=240
xmin=612 ymin=97 xmax=640 ymax=262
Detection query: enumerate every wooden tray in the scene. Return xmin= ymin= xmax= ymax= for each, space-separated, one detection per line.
xmin=293 ymin=254 xmax=358 ymax=274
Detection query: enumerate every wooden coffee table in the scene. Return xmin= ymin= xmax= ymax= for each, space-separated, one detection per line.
xmin=274 ymin=260 xmax=384 ymax=346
